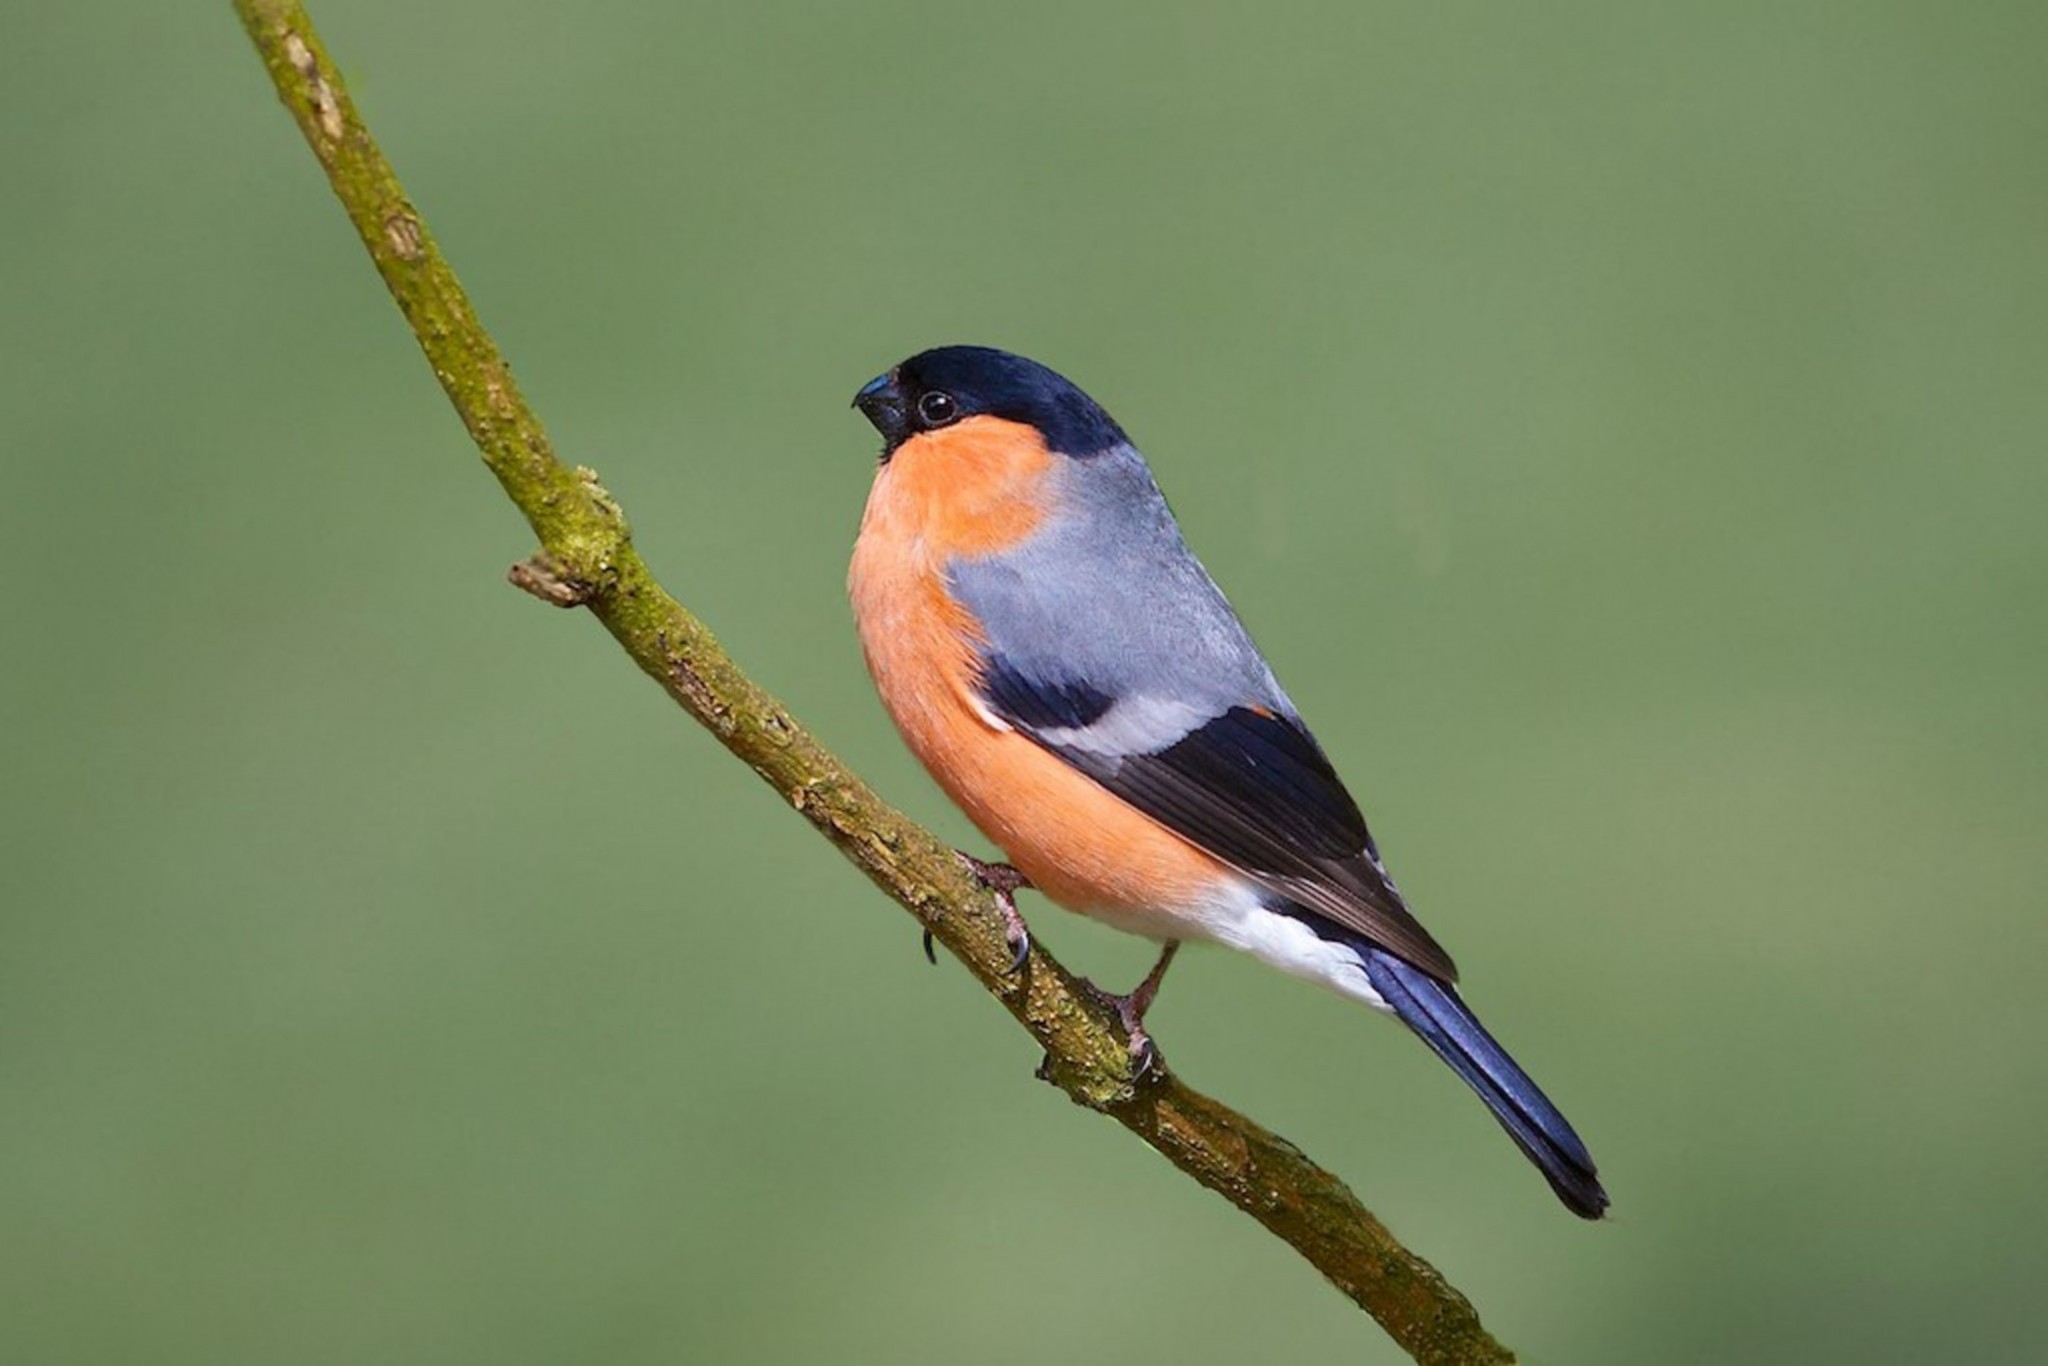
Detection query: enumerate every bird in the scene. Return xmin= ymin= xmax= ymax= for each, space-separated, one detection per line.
xmin=847 ymin=344 xmax=1607 ymax=1219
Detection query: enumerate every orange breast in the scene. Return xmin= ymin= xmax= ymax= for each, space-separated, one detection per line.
xmin=848 ymin=418 xmax=1229 ymax=921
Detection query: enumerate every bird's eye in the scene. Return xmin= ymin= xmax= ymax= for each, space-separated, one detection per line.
xmin=917 ymin=391 xmax=959 ymax=427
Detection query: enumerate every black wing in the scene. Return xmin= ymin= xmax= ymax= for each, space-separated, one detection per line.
xmin=979 ymin=658 xmax=1459 ymax=983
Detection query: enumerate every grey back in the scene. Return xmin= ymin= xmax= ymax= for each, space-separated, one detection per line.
xmin=946 ymin=443 xmax=1293 ymax=755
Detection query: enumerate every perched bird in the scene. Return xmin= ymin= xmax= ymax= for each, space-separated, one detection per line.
xmin=848 ymin=345 xmax=1607 ymax=1219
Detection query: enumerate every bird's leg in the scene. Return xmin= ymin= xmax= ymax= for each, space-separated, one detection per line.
xmin=929 ymin=852 xmax=1033 ymax=973
xmin=1083 ymin=941 xmax=1181 ymax=1078
xmin=1128 ymin=940 xmax=1180 ymax=1019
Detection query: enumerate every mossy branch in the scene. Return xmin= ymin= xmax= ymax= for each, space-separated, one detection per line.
xmin=230 ymin=4 xmax=1518 ymax=1362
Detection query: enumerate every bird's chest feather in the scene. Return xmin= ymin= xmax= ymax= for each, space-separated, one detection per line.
xmin=846 ymin=427 xmax=1226 ymax=918
xmin=845 ymin=425 xmax=1046 ymax=799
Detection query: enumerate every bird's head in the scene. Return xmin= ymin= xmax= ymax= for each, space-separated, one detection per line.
xmin=852 ymin=345 xmax=1127 ymax=463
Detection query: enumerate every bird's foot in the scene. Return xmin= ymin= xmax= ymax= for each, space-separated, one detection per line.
xmin=1076 ymin=978 xmax=1163 ymax=1079
xmin=1078 ymin=942 xmax=1180 ymax=1081
xmin=925 ymin=853 xmax=1033 ymax=973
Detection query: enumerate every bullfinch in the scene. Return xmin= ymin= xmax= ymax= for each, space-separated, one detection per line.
xmin=849 ymin=345 xmax=1607 ymax=1219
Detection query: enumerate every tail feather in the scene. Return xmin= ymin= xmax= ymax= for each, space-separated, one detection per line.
xmin=1360 ymin=947 xmax=1609 ymax=1220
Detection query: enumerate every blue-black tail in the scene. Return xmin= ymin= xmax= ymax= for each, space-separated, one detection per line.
xmin=1360 ymin=946 xmax=1609 ymax=1219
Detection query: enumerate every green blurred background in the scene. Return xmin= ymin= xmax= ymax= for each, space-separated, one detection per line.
xmin=4 ymin=2 xmax=2044 ymax=1362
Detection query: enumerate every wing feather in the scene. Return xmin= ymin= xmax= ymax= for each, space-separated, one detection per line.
xmin=979 ymin=659 xmax=1459 ymax=983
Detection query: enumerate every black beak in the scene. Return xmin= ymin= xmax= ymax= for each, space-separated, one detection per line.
xmin=852 ymin=371 xmax=911 ymax=454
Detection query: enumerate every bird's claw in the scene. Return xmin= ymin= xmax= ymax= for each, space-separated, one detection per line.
xmin=953 ymin=852 xmax=1034 ymax=975
xmin=1125 ymin=1017 xmax=1161 ymax=1081
xmin=1002 ymin=914 xmax=1031 ymax=974
xmin=922 ymin=919 xmax=1025 ymax=972
xmin=1132 ymin=1037 xmax=1160 ymax=1082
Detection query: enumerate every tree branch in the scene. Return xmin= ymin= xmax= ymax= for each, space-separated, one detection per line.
xmin=229 ymin=5 xmax=1517 ymax=1361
